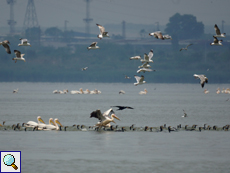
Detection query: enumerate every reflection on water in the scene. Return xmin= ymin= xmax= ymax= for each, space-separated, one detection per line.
xmin=1 ymin=83 xmax=230 ymax=172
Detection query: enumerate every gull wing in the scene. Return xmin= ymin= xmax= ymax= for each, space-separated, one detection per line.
xmin=2 ymin=43 xmax=11 ymax=54
xmin=155 ymin=31 xmax=163 ymax=39
xmin=134 ymin=75 xmax=141 ymax=82
xmin=148 ymin=50 xmax=153 ymax=60
xmin=142 ymin=68 xmax=153 ymax=72
xmin=214 ymin=24 xmax=221 ymax=35
xmin=213 ymin=36 xmax=218 ymax=43
xmin=186 ymin=44 xmax=193 ymax=48
xmin=90 ymin=109 xmax=106 ymax=122
xmin=90 ymin=42 xmax=97 ymax=47
xmin=144 ymin=53 xmax=149 ymax=61
xmin=14 ymin=50 xmax=21 ymax=58
xmin=96 ymin=24 xmax=105 ymax=34
xmin=139 ymin=75 xmax=145 ymax=83
xmin=21 ymin=39 xmax=28 ymax=44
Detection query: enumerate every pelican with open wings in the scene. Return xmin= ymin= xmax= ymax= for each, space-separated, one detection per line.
xmin=90 ymin=108 xmax=120 ymax=127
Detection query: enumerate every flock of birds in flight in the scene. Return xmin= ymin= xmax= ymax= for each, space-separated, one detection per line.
xmin=0 ymin=23 xmax=228 ymax=131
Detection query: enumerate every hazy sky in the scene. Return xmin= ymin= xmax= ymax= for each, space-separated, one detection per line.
xmin=0 ymin=0 xmax=229 ymax=30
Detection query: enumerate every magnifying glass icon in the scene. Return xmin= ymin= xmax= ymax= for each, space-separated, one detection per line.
xmin=3 ymin=154 xmax=18 ymax=170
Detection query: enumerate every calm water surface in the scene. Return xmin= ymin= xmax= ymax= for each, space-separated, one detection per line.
xmin=0 ymin=82 xmax=230 ymax=173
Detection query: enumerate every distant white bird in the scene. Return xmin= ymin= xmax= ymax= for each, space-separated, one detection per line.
xmin=204 ymin=89 xmax=209 ymax=94
xmin=82 ymin=67 xmax=88 ymax=71
xmin=13 ymin=88 xmax=18 ymax=93
xmin=87 ymin=42 xmax=100 ymax=50
xmin=180 ymin=44 xmax=193 ymax=51
xmin=18 ymin=38 xmax=31 ymax=46
xmin=137 ymin=68 xmax=153 ymax=73
xmin=139 ymin=89 xmax=147 ymax=95
xmin=138 ymin=62 xmax=151 ymax=68
xmin=119 ymin=90 xmax=125 ymax=94
xmin=124 ymin=75 xmax=130 ymax=79
xmin=210 ymin=36 xmax=223 ymax=46
xmin=149 ymin=31 xmax=164 ymax=40
xmin=214 ymin=24 xmax=226 ymax=38
xmin=141 ymin=49 xmax=153 ymax=63
xmin=134 ymin=75 xmax=146 ymax=86
xmin=193 ymin=74 xmax=208 ymax=88
xmin=96 ymin=24 xmax=109 ymax=39
xmin=13 ymin=50 xmax=26 ymax=63
xmin=182 ymin=110 xmax=187 ymax=117
xmin=130 ymin=55 xmax=141 ymax=60
xmin=0 ymin=40 xmax=11 ymax=54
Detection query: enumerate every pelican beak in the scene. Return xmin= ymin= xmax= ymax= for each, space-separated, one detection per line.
xmin=51 ymin=120 xmax=55 ymax=126
xmin=112 ymin=120 xmax=116 ymax=124
xmin=56 ymin=120 xmax=63 ymax=127
xmin=113 ymin=114 xmax=121 ymax=121
xmin=39 ymin=117 xmax=45 ymax=124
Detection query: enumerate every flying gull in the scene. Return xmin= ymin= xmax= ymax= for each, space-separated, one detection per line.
xmin=0 ymin=40 xmax=11 ymax=54
xmin=210 ymin=36 xmax=223 ymax=46
xmin=130 ymin=55 xmax=141 ymax=60
xmin=96 ymin=24 xmax=109 ymax=39
xmin=193 ymin=74 xmax=208 ymax=88
xmin=87 ymin=42 xmax=100 ymax=50
xmin=214 ymin=24 xmax=226 ymax=38
xmin=134 ymin=75 xmax=146 ymax=86
xmin=18 ymin=38 xmax=31 ymax=46
xmin=13 ymin=50 xmax=26 ymax=63
xmin=141 ymin=49 xmax=154 ymax=63
xmin=180 ymin=44 xmax=193 ymax=51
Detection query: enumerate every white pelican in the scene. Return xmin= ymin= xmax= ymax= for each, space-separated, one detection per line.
xmin=137 ymin=68 xmax=153 ymax=73
xmin=216 ymin=88 xmax=220 ymax=94
xmin=37 ymin=118 xmax=55 ymax=129
xmin=134 ymin=75 xmax=146 ymax=86
xmin=214 ymin=24 xmax=226 ymax=38
xmin=13 ymin=88 xmax=18 ymax=93
xmin=70 ymin=90 xmax=81 ymax=94
xmin=141 ymin=49 xmax=153 ymax=63
xmin=43 ymin=118 xmax=63 ymax=130
xmin=139 ymin=89 xmax=147 ymax=95
xmin=87 ymin=42 xmax=100 ymax=50
xmin=25 ymin=116 xmax=45 ymax=128
xmin=180 ymin=44 xmax=193 ymax=51
xmin=204 ymin=89 xmax=209 ymax=94
xmin=0 ymin=40 xmax=11 ymax=54
xmin=210 ymin=36 xmax=223 ymax=46
xmin=96 ymin=24 xmax=109 ymax=39
xmin=149 ymin=31 xmax=164 ymax=40
xmin=90 ymin=108 xmax=120 ymax=127
xmin=130 ymin=55 xmax=141 ymax=60
xmin=193 ymin=74 xmax=208 ymax=88
xmin=138 ymin=62 xmax=151 ymax=68
xmin=13 ymin=50 xmax=26 ymax=63
xmin=18 ymin=38 xmax=31 ymax=46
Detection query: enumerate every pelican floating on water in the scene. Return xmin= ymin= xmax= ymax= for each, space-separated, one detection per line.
xmin=43 ymin=118 xmax=63 ymax=130
xmin=139 ymin=89 xmax=147 ymax=95
xmin=90 ymin=108 xmax=120 ymax=127
xmin=25 ymin=116 xmax=45 ymax=128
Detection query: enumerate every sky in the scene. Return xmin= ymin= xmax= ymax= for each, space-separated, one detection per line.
xmin=0 ymin=0 xmax=229 ymax=33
